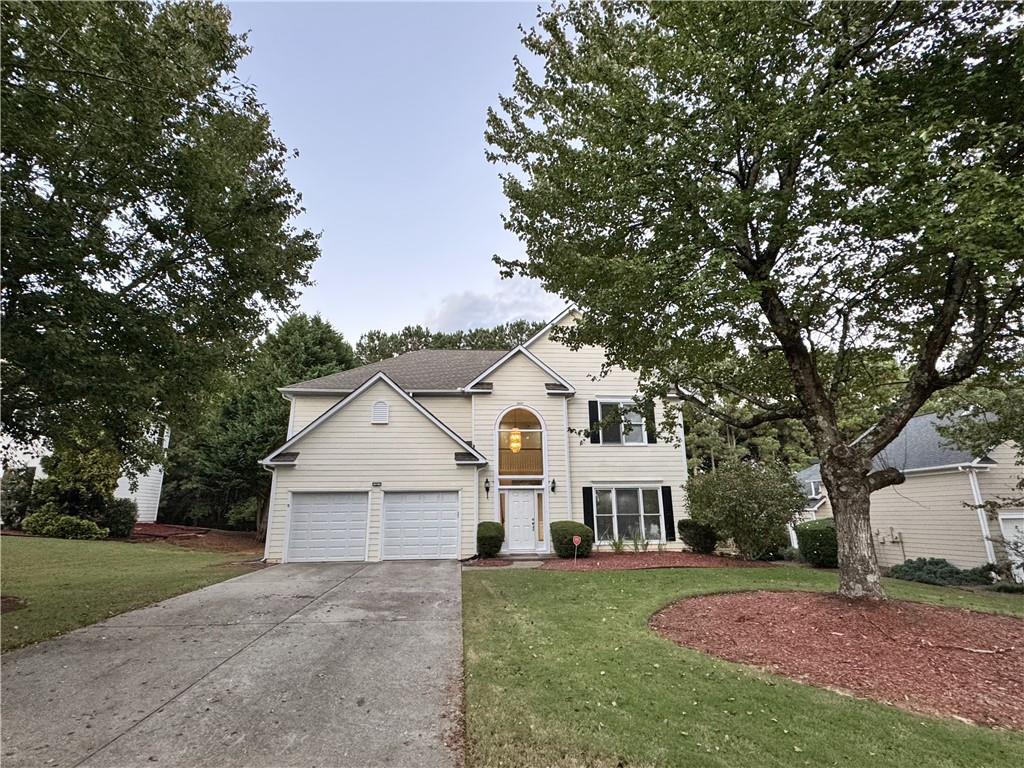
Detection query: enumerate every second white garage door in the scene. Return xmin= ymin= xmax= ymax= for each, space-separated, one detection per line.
xmin=382 ymin=491 xmax=459 ymax=560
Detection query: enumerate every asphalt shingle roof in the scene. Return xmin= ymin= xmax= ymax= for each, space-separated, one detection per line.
xmin=795 ymin=412 xmax=988 ymax=495
xmin=283 ymin=349 xmax=508 ymax=392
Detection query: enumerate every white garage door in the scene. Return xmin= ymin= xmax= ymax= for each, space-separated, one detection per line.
xmin=287 ymin=492 xmax=368 ymax=562
xmin=382 ymin=491 xmax=459 ymax=560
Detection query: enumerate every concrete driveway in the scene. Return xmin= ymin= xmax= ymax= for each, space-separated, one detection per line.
xmin=1 ymin=561 xmax=462 ymax=768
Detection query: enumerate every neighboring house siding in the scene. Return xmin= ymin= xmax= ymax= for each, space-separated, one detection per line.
xmin=977 ymin=442 xmax=1022 ymax=507
xmin=114 ymin=466 xmax=164 ymax=523
xmin=814 ymin=473 xmax=988 ymax=569
xmin=529 ymin=314 xmax=688 ymax=534
xmin=865 ymin=470 xmax=987 ymax=569
xmin=289 ymin=394 xmax=343 ymax=437
xmin=266 ymin=380 xmax=477 ymax=562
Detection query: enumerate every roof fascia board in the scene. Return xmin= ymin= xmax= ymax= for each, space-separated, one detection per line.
xmin=523 ymin=306 xmax=576 ymax=349
xmin=261 ymin=371 xmax=486 ymax=465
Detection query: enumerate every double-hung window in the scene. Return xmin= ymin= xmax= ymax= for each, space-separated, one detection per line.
xmin=597 ymin=400 xmax=647 ymax=444
xmin=593 ymin=487 xmax=663 ymax=542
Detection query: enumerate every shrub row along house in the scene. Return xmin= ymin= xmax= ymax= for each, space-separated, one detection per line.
xmin=796 ymin=413 xmax=1023 ymax=575
xmin=259 ymin=308 xmax=688 ymax=562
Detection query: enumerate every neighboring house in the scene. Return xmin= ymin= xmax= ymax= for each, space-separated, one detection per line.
xmin=20 ymin=428 xmax=170 ymax=524
xmin=796 ymin=413 xmax=1023 ymax=572
xmin=260 ymin=308 xmax=689 ymax=563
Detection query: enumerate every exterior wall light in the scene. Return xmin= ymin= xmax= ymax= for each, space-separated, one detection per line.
xmin=484 ymin=478 xmax=491 ymax=498
xmin=550 ymin=478 xmax=557 ymax=493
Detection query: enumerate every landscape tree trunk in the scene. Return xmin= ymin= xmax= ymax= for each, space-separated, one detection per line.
xmin=821 ymin=453 xmax=886 ymax=600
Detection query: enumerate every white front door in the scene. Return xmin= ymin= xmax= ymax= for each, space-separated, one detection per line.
xmin=506 ymin=490 xmax=536 ymax=552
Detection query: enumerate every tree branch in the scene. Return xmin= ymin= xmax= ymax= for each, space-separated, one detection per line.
xmin=868 ymin=467 xmax=905 ymax=492
xmin=673 ymin=385 xmax=805 ymax=430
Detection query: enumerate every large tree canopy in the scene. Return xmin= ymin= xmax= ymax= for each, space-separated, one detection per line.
xmin=160 ymin=314 xmax=353 ymax=535
xmin=487 ymin=1 xmax=1024 ymax=597
xmin=1 ymin=1 xmax=319 ymax=474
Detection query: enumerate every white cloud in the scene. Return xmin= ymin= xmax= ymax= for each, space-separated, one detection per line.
xmin=426 ymin=278 xmax=565 ymax=332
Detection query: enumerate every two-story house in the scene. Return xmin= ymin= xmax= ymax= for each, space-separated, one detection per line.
xmin=259 ymin=308 xmax=689 ymax=562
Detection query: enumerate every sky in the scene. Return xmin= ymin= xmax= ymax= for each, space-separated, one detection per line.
xmin=227 ymin=1 xmax=564 ymax=342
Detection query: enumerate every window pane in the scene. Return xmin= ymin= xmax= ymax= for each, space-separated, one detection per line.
xmin=615 ymin=488 xmax=640 ymax=540
xmin=595 ymin=515 xmax=614 ymax=541
xmin=622 ymin=423 xmax=645 ymax=443
xmin=596 ymin=489 xmax=613 ymax=516
xmin=641 ymin=488 xmax=660 ymax=514
xmin=536 ymin=493 xmax=544 ymax=542
xmin=643 ymin=515 xmax=662 ymax=540
xmin=641 ymin=490 xmax=661 ymax=540
xmin=599 ymin=403 xmax=622 ymax=444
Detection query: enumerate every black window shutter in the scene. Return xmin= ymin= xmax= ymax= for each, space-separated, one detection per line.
xmin=588 ymin=401 xmax=601 ymax=444
xmin=645 ymin=402 xmax=657 ymax=444
xmin=582 ymin=486 xmax=594 ymax=531
xmin=661 ymin=486 xmax=676 ymax=541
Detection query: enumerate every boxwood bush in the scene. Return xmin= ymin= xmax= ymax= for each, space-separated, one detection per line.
xmin=22 ymin=504 xmax=108 ymax=540
xmin=677 ymin=519 xmax=717 ymax=554
xmin=550 ymin=521 xmax=594 ymax=558
xmin=794 ymin=518 xmax=838 ymax=568
xmin=477 ymin=521 xmax=505 ymax=558
xmin=887 ymin=557 xmax=995 ymax=586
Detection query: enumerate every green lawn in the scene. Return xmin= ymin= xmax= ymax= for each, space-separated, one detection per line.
xmin=1 ymin=536 xmax=254 ymax=651
xmin=463 ymin=566 xmax=1024 ymax=768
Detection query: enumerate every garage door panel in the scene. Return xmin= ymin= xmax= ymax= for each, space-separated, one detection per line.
xmin=288 ymin=492 xmax=368 ymax=562
xmin=382 ymin=492 xmax=459 ymax=560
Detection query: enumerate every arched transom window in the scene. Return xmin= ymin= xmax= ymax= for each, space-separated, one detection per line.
xmin=498 ymin=408 xmax=543 ymax=478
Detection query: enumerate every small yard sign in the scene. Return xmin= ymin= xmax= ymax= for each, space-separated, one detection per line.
xmin=572 ymin=534 xmax=582 ymax=563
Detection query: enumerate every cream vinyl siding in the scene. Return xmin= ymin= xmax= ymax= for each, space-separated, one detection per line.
xmin=528 ymin=313 xmax=687 ymax=547
xmin=265 ymin=380 xmax=477 ymax=562
xmin=813 ymin=471 xmax=987 ymax=569
xmin=414 ymin=395 xmax=473 ymax=439
xmin=977 ymin=442 xmax=1022 ymax=506
xmin=472 ymin=353 xmax=569 ymax=550
xmin=289 ymin=394 xmax=343 ymax=436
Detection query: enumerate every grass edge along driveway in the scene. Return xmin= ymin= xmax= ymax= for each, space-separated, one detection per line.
xmin=2 ymin=536 xmax=255 ymax=652
xmin=462 ymin=566 xmax=1024 ymax=768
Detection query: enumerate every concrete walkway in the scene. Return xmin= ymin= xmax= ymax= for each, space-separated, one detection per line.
xmin=1 ymin=561 xmax=462 ymax=768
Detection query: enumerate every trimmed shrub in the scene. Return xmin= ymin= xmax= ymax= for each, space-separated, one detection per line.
xmin=887 ymin=557 xmax=995 ymax=586
xmin=992 ymin=582 xmax=1024 ymax=594
xmin=49 ymin=515 xmax=108 ymax=540
xmin=688 ymin=461 xmax=804 ymax=560
xmin=794 ymin=519 xmax=838 ymax=568
xmin=23 ymin=504 xmax=108 ymax=539
xmin=98 ymin=498 xmax=138 ymax=538
xmin=677 ymin=519 xmax=717 ymax=554
xmin=21 ymin=504 xmax=62 ymax=536
xmin=477 ymin=521 xmax=505 ymax=558
xmin=550 ymin=521 xmax=594 ymax=558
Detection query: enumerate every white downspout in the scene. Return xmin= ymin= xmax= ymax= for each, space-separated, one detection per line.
xmin=965 ymin=467 xmax=997 ymax=563
xmin=563 ymin=396 xmax=573 ymax=524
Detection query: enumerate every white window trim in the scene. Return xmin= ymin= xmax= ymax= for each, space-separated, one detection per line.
xmin=595 ymin=398 xmax=648 ymax=446
xmin=592 ymin=485 xmax=666 ymax=543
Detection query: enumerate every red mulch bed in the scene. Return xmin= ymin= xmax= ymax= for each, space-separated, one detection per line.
xmin=541 ymin=551 xmax=769 ymax=571
xmin=466 ymin=558 xmax=514 ymax=568
xmin=651 ymin=590 xmax=1024 ymax=730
